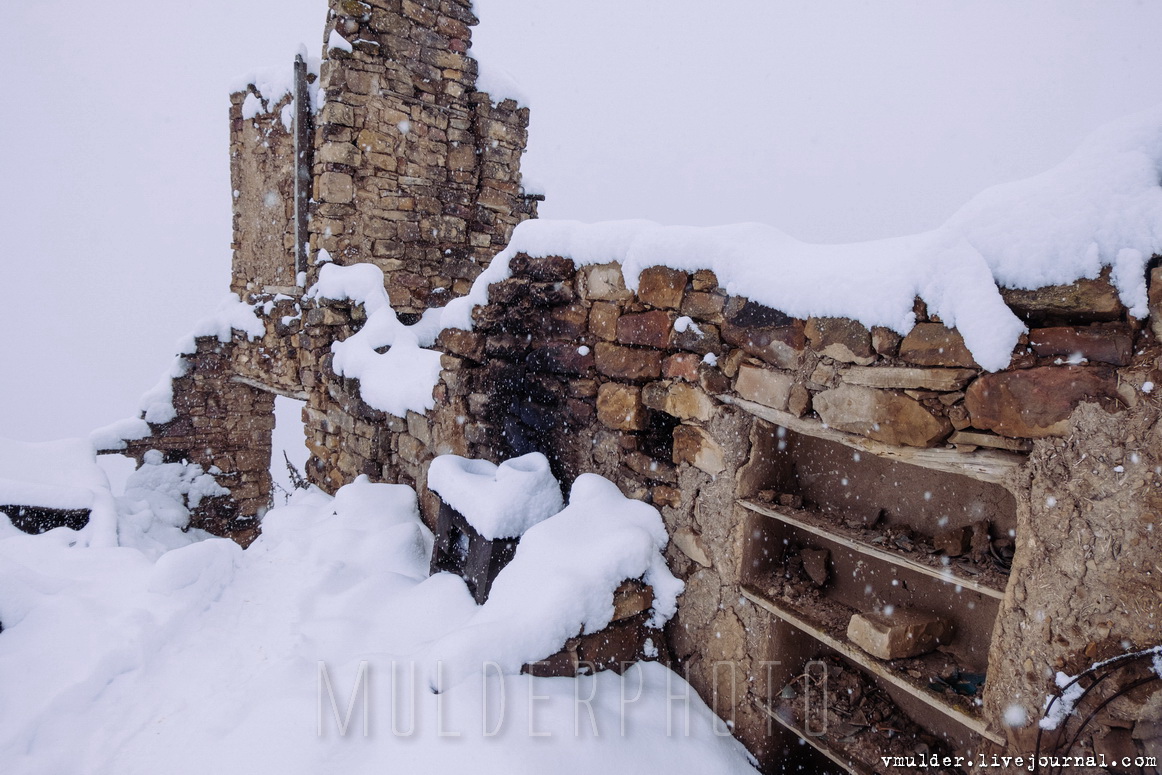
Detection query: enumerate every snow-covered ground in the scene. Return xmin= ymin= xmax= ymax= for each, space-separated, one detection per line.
xmin=0 ymin=443 xmax=757 ymax=774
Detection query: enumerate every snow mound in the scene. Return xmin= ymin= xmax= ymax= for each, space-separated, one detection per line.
xmin=0 ymin=474 xmax=754 ymax=774
xmin=426 ymin=473 xmax=683 ymax=689
xmin=308 ymin=263 xmax=444 ymax=417
xmin=427 ymin=452 xmax=563 ymax=539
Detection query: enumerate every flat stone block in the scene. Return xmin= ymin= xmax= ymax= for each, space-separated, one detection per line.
xmin=597 ymin=382 xmax=646 ymax=430
xmin=813 ymin=384 xmax=952 ymax=448
xmin=734 ymin=363 xmax=794 ymax=411
xmin=847 ymin=609 xmax=954 ymax=660
xmin=964 ymin=365 xmax=1119 ymax=438
xmin=636 ymin=265 xmax=687 ymax=309
xmin=899 ymin=324 xmax=976 ymax=368
xmin=841 ymin=366 xmax=976 ymax=392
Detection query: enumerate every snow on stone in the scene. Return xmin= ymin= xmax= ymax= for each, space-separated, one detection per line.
xmin=308 ymin=263 xmax=444 ymax=417
xmin=89 ymin=417 xmax=151 ymax=452
xmin=427 ymin=453 xmax=563 ymax=540
xmin=426 ymin=473 xmax=684 ymax=689
xmin=327 ymin=29 xmax=353 ymax=53
xmin=240 ymin=92 xmax=263 ymax=121
xmin=476 ymin=59 xmax=531 ymax=108
xmin=0 ymin=476 xmax=755 ymax=774
xmin=176 ymin=293 xmax=266 ymax=354
xmin=229 ymin=51 xmax=322 ymax=115
xmin=440 ymin=105 xmax=1162 ymax=372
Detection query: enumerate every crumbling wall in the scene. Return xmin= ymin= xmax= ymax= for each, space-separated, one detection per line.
xmin=118 ymin=337 xmax=275 ymax=542
xmin=308 ymin=0 xmax=537 ymax=316
xmin=228 ymin=87 xmax=297 ymax=296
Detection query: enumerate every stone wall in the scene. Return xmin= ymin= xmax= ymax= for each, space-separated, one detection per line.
xmin=118 ymin=337 xmax=276 ymax=542
xmin=112 ymin=0 xmax=1162 ymax=769
xmin=308 ymin=0 xmax=537 ymax=316
xmin=229 ymin=87 xmax=298 ymax=296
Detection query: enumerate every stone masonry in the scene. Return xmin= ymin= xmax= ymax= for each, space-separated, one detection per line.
xmin=97 ymin=2 xmax=1162 ymax=771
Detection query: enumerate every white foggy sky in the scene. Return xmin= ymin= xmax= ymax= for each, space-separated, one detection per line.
xmin=3 ymin=0 xmax=1162 ymax=442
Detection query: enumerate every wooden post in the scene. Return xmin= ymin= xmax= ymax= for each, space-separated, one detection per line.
xmin=293 ymin=55 xmax=311 ymax=282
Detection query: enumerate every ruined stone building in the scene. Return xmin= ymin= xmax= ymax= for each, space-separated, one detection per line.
xmin=89 ymin=1 xmax=1162 ymax=771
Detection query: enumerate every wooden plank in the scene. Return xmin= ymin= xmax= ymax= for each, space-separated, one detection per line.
xmin=720 ymin=394 xmax=1025 ymax=487
xmin=741 ymin=586 xmax=1007 ymax=746
xmin=739 ymin=499 xmax=1006 ymax=600
xmin=754 ymin=698 xmax=872 ymax=775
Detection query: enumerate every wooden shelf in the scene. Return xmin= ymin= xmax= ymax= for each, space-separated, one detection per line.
xmin=739 ymin=499 xmax=1007 ymax=600
xmin=741 ymin=584 xmax=1005 ymax=746
xmin=721 ymin=395 xmax=1025 ymax=489
xmin=754 ymin=697 xmax=873 ymax=775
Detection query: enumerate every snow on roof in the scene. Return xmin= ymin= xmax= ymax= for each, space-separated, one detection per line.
xmin=427 ymin=453 xmax=563 ymax=540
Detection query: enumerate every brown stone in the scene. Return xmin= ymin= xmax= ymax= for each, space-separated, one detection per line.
xmin=509 ymin=253 xmax=576 ymax=281
xmin=672 ymin=425 xmax=726 ymax=475
xmin=662 ymin=353 xmax=701 ymax=381
xmin=611 ymin=580 xmax=654 ymax=620
xmin=594 ymin=343 xmax=663 ymax=381
xmin=899 ymin=323 xmax=977 ymax=368
xmin=871 ymin=326 xmax=902 ymax=357
xmin=691 ymin=269 xmax=718 ymax=292
xmin=847 ymin=610 xmax=954 ymax=660
xmin=680 ymin=291 xmax=725 ymax=323
xmin=437 ymin=328 xmax=485 ymax=362
xmin=580 ymin=263 xmax=632 ymax=302
xmin=318 ymin=141 xmax=362 ymax=166
xmin=813 ymin=384 xmax=953 ymax=448
xmin=787 ymin=384 xmax=811 ymax=417
xmin=801 ymin=548 xmax=830 ymax=587
xmin=672 ymin=526 xmax=711 ymax=567
xmin=947 ymin=403 xmax=971 ymax=430
xmin=527 ymin=342 xmax=594 ymax=375
xmin=651 ymin=485 xmax=681 ymax=509
xmin=720 ymin=318 xmax=806 ymax=371
xmin=596 ymin=382 xmax=646 ymax=430
xmin=841 ymin=366 xmax=976 ymax=392
xmin=617 ymin=310 xmax=676 ymax=348
xmin=637 ymin=265 xmax=688 ymax=309
xmin=589 ymin=302 xmax=620 ymax=341
xmin=317 ymin=171 xmax=355 ymax=204
xmin=1028 ymin=326 xmax=1133 ymax=367
xmin=734 ymin=363 xmax=794 ymax=412
xmin=549 ymin=303 xmax=589 ymax=338
xmin=1001 ymin=270 xmax=1125 ymax=323
xmin=642 ymin=381 xmax=715 ymax=422
xmin=805 ymin=317 xmax=875 ymax=365
xmin=933 ymin=525 xmax=972 ymax=556
xmin=699 ymin=365 xmax=732 ymax=396
xmin=964 ymin=365 xmax=1120 ymax=438
xmin=625 ymin=450 xmax=677 ymax=483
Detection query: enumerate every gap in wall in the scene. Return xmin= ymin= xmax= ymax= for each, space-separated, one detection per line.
xmin=270 ymin=394 xmax=310 ymax=504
